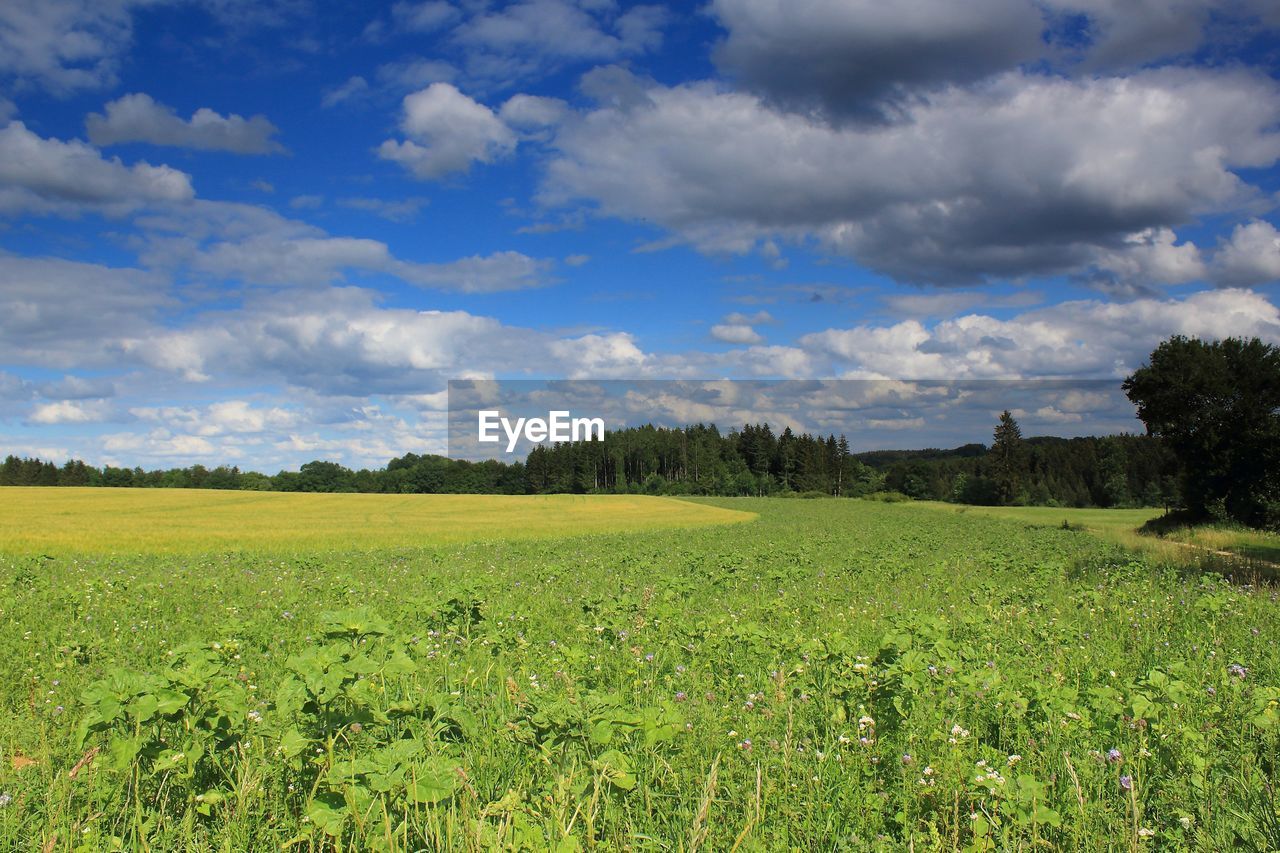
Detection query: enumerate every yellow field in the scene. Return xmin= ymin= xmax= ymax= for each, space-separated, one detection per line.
xmin=0 ymin=488 xmax=756 ymax=554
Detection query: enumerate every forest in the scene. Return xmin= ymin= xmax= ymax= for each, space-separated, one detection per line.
xmin=0 ymin=418 xmax=1175 ymax=508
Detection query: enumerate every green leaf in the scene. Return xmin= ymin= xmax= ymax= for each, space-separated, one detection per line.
xmin=128 ymin=693 xmax=159 ymax=723
xmin=1033 ymin=805 xmax=1062 ymax=827
xmin=593 ymin=749 xmax=636 ymax=791
xmin=279 ymin=727 xmax=310 ymax=759
xmin=306 ymin=793 xmax=348 ymax=837
xmin=153 ymin=688 xmax=188 ymax=716
xmin=407 ymin=758 xmax=461 ymax=804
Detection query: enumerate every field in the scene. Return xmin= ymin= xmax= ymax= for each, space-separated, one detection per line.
xmin=1 ymin=494 xmax=1278 ymax=850
xmin=0 ymin=489 xmax=754 ymax=553
xmin=917 ymin=502 xmax=1280 ymax=572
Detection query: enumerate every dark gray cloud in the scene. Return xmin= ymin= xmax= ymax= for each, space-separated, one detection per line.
xmin=710 ymin=0 xmax=1280 ymax=122
xmin=711 ymin=0 xmax=1046 ymax=122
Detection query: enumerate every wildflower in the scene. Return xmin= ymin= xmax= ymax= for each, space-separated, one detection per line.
xmin=901 ymin=753 xmax=914 ymax=765
xmin=1228 ymin=663 xmax=1248 ymax=680
xmin=738 ymin=739 xmax=752 ymax=752
xmin=1179 ymin=815 xmax=1193 ymax=830
xmin=349 ymin=722 xmax=363 ymax=733
xmin=1119 ymin=775 xmax=1133 ymax=791
xmin=1138 ymin=828 xmax=1155 ymax=838
xmin=247 ymin=710 xmax=262 ymax=723
xmin=1206 ymin=686 xmax=1216 ymax=697
xmin=1107 ymin=748 xmax=1123 ymax=764
xmin=1007 ymin=754 xmax=1021 ymax=766
xmin=644 ymin=653 xmax=655 ymax=662
xmin=0 ymin=793 xmax=10 ymax=807
xmin=674 ymin=691 xmax=687 ymax=702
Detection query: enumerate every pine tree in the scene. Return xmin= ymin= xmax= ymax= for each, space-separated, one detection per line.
xmin=990 ymin=410 xmax=1027 ymax=505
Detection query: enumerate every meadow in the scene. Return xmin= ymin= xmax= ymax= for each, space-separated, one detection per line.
xmin=1 ymin=493 xmax=1278 ymax=850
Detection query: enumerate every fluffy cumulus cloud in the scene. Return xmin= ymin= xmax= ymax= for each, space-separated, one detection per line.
xmin=710 ymin=310 xmax=768 ymax=345
xmin=379 ymin=83 xmax=516 ymax=179
xmin=542 ymin=68 xmax=1280 ymax=285
xmin=1214 ymin=220 xmax=1280 ymax=287
xmin=131 ymin=400 xmax=299 ymax=436
xmin=0 ymin=121 xmax=194 ymax=216
xmin=27 ymin=399 xmax=114 ymax=425
xmin=119 ymin=287 xmax=548 ymax=392
xmin=800 ymin=288 xmax=1280 ymax=378
xmin=86 ymin=93 xmax=285 ymax=154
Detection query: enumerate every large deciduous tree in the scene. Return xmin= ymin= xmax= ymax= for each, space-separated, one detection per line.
xmin=1123 ymin=336 xmax=1280 ymax=529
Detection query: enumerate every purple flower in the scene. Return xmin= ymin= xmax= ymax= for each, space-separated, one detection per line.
xmin=1228 ymin=663 xmax=1248 ymax=680
xmin=1107 ymin=748 xmax=1123 ymax=764
xmin=1119 ymin=775 xmax=1133 ymax=791
xmin=675 ymin=691 xmax=687 ymax=702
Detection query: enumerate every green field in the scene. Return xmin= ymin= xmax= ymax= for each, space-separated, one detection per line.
xmin=2 ymin=495 xmax=1278 ymax=850
xmin=917 ymin=502 xmax=1280 ymax=570
xmin=0 ymin=488 xmax=755 ymax=553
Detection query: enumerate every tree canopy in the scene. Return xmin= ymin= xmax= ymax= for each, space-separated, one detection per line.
xmin=1123 ymin=335 xmax=1280 ymax=529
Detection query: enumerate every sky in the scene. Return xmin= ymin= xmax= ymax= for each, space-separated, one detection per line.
xmin=2 ymin=0 xmax=1280 ymax=470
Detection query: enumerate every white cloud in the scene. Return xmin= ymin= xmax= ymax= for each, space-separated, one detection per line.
xmin=379 ymin=83 xmax=516 ymax=179
xmin=710 ymin=323 xmax=765 ymax=345
xmin=102 ymin=430 xmax=218 ymax=458
xmin=1089 ymin=227 xmax=1206 ymax=295
xmin=0 ymin=253 xmax=166 ymax=366
xmin=0 ymin=121 xmax=194 ymax=216
xmin=451 ymin=0 xmax=666 ymax=87
xmin=86 ymin=93 xmax=285 ymax=154
xmin=131 ymin=400 xmax=299 ymax=436
xmin=27 ymin=399 xmax=113 ymax=424
xmin=37 ymin=375 xmax=115 ymax=399
xmin=321 ymin=75 xmax=370 ymax=108
xmin=0 ymin=0 xmax=138 ymax=93
xmin=724 ymin=310 xmax=774 ymax=325
xmin=119 ymin=287 xmax=557 ymax=394
xmin=337 ymin=196 xmax=428 ymax=222
xmin=136 ymin=199 xmax=554 ymax=292
xmin=375 ymin=57 xmax=458 ymax=92
xmin=543 ymin=68 xmax=1280 ymax=284
xmin=500 ymin=94 xmax=569 ymax=130
xmin=389 ymin=1 xmax=458 ymax=33
xmin=801 ymin=288 xmax=1280 ymax=379
xmin=1213 ymin=219 xmax=1280 ymax=287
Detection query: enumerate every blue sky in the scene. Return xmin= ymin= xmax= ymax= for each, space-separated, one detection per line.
xmin=2 ymin=0 xmax=1279 ymax=470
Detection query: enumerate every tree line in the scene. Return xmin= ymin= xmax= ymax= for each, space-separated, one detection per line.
xmin=1 ymin=419 xmax=1174 ymax=508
